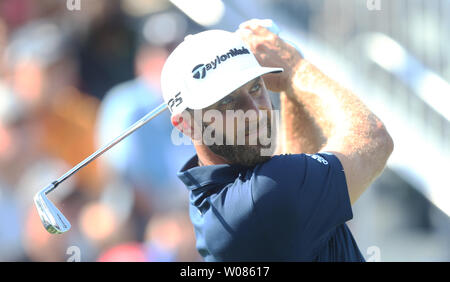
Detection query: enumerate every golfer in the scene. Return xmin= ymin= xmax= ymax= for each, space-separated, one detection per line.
xmin=160 ymin=19 xmax=393 ymax=262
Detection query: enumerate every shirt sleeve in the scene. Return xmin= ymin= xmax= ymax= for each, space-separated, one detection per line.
xmin=250 ymin=153 xmax=353 ymax=259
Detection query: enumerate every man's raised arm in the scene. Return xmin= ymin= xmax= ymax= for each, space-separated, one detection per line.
xmin=238 ymin=22 xmax=394 ymax=204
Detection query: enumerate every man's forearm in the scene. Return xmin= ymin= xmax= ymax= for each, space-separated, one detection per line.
xmin=284 ymin=59 xmax=393 ymax=202
xmin=278 ymin=92 xmax=327 ymax=154
xmin=284 ymin=59 xmax=385 ymax=153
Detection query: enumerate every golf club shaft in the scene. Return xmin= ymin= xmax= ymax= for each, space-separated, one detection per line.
xmin=45 ymin=103 xmax=168 ymax=195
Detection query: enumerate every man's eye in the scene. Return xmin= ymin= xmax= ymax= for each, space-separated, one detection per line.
xmin=219 ymin=96 xmax=233 ymax=106
xmin=250 ymin=83 xmax=261 ymax=93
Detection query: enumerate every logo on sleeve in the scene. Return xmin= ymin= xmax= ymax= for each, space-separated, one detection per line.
xmin=307 ymin=154 xmax=329 ymax=165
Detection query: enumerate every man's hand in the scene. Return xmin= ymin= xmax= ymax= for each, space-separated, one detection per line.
xmin=236 ymin=20 xmax=303 ymax=93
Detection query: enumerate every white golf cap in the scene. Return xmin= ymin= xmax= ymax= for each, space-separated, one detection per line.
xmin=161 ymin=30 xmax=283 ymax=115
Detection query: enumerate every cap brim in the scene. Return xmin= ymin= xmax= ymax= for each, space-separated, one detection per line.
xmin=188 ymin=66 xmax=283 ymax=110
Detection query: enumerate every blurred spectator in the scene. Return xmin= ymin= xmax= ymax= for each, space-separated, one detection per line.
xmin=0 ymin=0 xmax=32 ymax=30
xmin=144 ymin=211 xmax=201 ymax=262
xmin=0 ymin=181 xmax=24 ymax=261
xmin=96 ymin=210 xmax=201 ymax=262
xmin=97 ymin=242 xmax=148 ymax=262
xmin=79 ymin=201 xmax=118 ymax=243
xmin=78 ymin=0 xmax=137 ymax=100
xmin=0 ymin=3 xmax=203 ymax=261
xmin=0 ymin=18 xmax=105 ymax=261
xmin=96 ymin=43 xmax=195 ymax=213
xmin=4 ymin=19 xmax=104 ymax=195
xmin=40 ymin=89 xmax=103 ymax=194
xmin=0 ymin=19 xmax=8 ymax=75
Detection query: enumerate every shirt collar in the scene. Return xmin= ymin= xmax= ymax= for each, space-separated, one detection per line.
xmin=177 ymin=155 xmax=249 ymax=190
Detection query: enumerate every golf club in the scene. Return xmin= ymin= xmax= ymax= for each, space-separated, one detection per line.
xmin=34 ymin=103 xmax=168 ymax=234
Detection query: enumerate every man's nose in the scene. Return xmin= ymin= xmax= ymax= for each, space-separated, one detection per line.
xmin=237 ymin=93 xmax=263 ymax=129
xmin=239 ymin=92 xmax=260 ymax=112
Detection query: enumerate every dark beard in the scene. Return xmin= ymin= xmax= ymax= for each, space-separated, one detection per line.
xmin=208 ymin=143 xmax=272 ymax=167
xmin=205 ymin=122 xmax=276 ymax=167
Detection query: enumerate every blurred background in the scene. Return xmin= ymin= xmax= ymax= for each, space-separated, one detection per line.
xmin=0 ymin=0 xmax=448 ymax=262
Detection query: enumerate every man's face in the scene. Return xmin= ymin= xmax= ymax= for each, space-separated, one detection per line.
xmin=193 ymin=76 xmax=277 ymax=166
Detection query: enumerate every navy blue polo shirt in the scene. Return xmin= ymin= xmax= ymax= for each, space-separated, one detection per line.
xmin=177 ymin=153 xmax=365 ymax=262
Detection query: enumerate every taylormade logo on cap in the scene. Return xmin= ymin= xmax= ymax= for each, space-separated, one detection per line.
xmin=191 ymin=46 xmax=250 ymax=79
xmin=161 ymin=29 xmax=283 ymax=114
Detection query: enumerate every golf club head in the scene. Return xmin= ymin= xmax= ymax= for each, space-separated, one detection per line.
xmin=34 ymin=184 xmax=71 ymax=234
